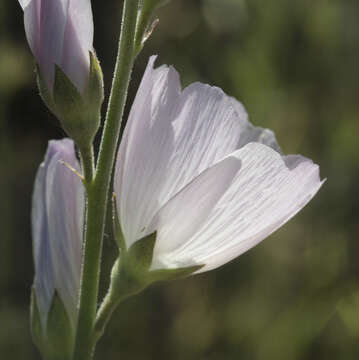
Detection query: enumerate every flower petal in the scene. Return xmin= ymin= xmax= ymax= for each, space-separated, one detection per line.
xmin=32 ymin=139 xmax=84 ymax=328
xmin=115 ymin=56 xmax=181 ymax=247
xmin=32 ymin=162 xmax=55 ymax=329
xmin=37 ymin=0 xmax=69 ymax=89
xmin=229 ymin=97 xmax=281 ymax=152
xmin=18 ymin=0 xmax=32 ymax=9
xmin=61 ymin=0 xmax=94 ymax=92
xmin=116 ymin=57 xmax=246 ymax=247
xmin=149 ymin=155 xmax=242 ymax=269
xmin=22 ymin=0 xmax=41 ymax=60
xmin=153 ymin=142 xmax=324 ymax=272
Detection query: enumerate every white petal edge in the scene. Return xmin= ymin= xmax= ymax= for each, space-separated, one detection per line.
xmin=229 ymin=97 xmax=281 ymax=152
xmin=151 ymin=142 xmax=324 ymax=272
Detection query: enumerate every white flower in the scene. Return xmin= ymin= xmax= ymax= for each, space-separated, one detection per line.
xmin=32 ymin=139 xmax=84 ymax=329
xmin=114 ymin=56 xmax=324 ymax=273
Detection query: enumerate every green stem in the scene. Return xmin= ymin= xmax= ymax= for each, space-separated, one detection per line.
xmin=93 ymin=287 xmax=121 ymax=343
xmin=93 ymin=256 xmax=146 ymax=342
xmin=79 ymin=145 xmax=95 ymax=184
xmin=72 ymin=0 xmax=140 ymax=359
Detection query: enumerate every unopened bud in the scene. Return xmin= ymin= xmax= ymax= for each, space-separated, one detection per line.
xmin=18 ymin=0 xmax=103 ymax=147
xmin=31 ymin=139 xmax=84 ymax=358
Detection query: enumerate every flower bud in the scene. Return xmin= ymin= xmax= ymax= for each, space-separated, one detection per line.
xmin=18 ymin=0 xmax=103 ymax=147
xmin=18 ymin=0 xmax=93 ymax=94
xmin=31 ymin=139 xmax=84 ymax=359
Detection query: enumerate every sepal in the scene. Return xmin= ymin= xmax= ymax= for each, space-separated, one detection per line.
xmin=30 ymin=289 xmax=46 ymax=355
xmin=110 ymin=233 xmax=157 ymax=299
xmin=112 ymin=194 xmax=126 ymax=252
xmin=110 ymin=232 xmax=204 ymax=301
xmin=53 ymin=64 xmax=99 ymax=148
xmin=36 ymin=52 xmax=103 ymax=148
xmin=36 ymin=66 xmax=57 ymax=115
xmin=86 ymin=52 xmax=104 ymax=121
xmin=149 ymin=264 xmax=204 ymax=282
xmin=30 ymin=291 xmax=75 ymax=360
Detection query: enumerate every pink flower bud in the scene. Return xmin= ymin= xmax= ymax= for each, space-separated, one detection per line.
xmin=32 ymin=138 xmax=84 ymax=329
xmin=18 ymin=0 xmax=94 ymax=94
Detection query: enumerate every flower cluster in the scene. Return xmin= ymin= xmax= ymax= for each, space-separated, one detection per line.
xmin=18 ymin=0 xmax=324 ymax=357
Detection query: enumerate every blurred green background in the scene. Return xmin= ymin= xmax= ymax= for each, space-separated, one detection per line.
xmin=1 ymin=0 xmax=359 ymax=359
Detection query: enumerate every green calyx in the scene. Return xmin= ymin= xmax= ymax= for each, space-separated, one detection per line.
xmin=110 ymin=231 xmax=204 ymax=301
xmin=31 ymin=290 xmax=75 ymax=360
xmin=36 ymin=52 xmax=104 ymax=149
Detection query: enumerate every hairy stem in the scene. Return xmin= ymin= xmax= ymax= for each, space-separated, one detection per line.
xmin=72 ymin=0 xmax=140 ymax=359
xmin=79 ymin=145 xmax=95 ymax=184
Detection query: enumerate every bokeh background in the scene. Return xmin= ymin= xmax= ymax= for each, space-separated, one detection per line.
xmin=1 ymin=0 xmax=359 ymax=359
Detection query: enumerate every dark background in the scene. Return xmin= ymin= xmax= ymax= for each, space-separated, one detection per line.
xmin=1 ymin=0 xmax=359 ymax=359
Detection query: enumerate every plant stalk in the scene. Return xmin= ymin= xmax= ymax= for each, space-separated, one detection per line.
xmin=72 ymin=0 xmax=140 ymax=358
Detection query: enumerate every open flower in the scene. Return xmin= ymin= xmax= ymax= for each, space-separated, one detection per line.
xmin=114 ymin=56 xmax=324 ymax=273
xmin=32 ymin=138 xmax=84 ymax=330
xmin=18 ymin=0 xmax=94 ymax=93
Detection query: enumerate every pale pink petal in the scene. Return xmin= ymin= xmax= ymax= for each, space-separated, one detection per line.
xmin=22 ymin=0 xmax=41 ymax=60
xmin=38 ymin=0 xmax=68 ymax=90
xmin=154 ymin=143 xmax=324 ymax=272
xmin=115 ymin=56 xmax=181 ymax=247
xmin=229 ymin=97 xmax=281 ymax=151
xmin=149 ymin=156 xmax=241 ymax=269
xmin=61 ymin=0 xmax=94 ymax=92
xmin=116 ymin=57 xmax=246 ymax=248
xmin=32 ymin=139 xmax=84 ymax=328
